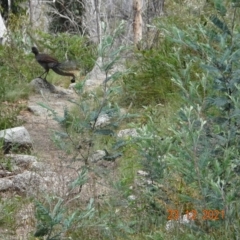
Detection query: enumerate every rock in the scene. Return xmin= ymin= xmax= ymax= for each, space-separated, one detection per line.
xmin=85 ymin=79 xmax=103 ymax=90
xmin=85 ymin=79 xmax=97 ymax=86
xmin=0 ymin=178 xmax=13 ymax=191
xmin=12 ymin=171 xmax=47 ymax=194
xmin=30 ymin=161 xmax=47 ymax=171
xmin=27 ymin=105 xmax=48 ymax=116
xmin=137 ymin=170 xmax=149 ymax=177
xmin=0 ymin=126 xmax=32 ymax=153
xmin=0 ymin=170 xmax=12 ymax=177
xmin=117 ymin=128 xmax=138 ymax=138
xmin=5 ymin=154 xmax=38 ymax=169
xmin=128 ymin=195 xmax=136 ymax=201
xmin=30 ymin=78 xmax=57 ymax=93
xmin=89 ymin=150 xmax=106 ymax=163
xmin=166 ymin=212 xmax=194 ymax=231
xmin=95 ymin=114 xmax=111 ymax=128
xmin=54 ymin=87 xmax=74 ymax=95
xmin=30 ymin=78 xmax=74 ymax=96
xmin=69 ymin=83 xmax=76 ymax=89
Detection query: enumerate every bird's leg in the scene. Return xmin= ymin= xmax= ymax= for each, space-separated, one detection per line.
xmin=39 ymin=70 xmax=48 ymax=79
xmin=44 ymin=70 xmax=49 ymax=80
xmin=41 ymin=70 xmax=49 ymax=80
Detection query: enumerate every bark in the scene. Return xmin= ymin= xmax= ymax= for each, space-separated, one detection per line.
xmin=94 ymin=0 xmax=101 ymax=44
xmin=133 ymin=0 xmax=142 ymax=46
xmin=8 ymin=0 xmax=11 ymax=14
xmin=0 ymin=13 xmax=7 ymax=44
xmin=28 ymin=0 xmax=49 ymax=31
xmin=29 ymin=0 xmax=33 ymax=26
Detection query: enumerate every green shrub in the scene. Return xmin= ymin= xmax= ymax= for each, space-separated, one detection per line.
xmin=121 ymin=1 xmax=240 ymax=239
xmin=122 ymin=44 xmax=180 ymax=106
xmin=35 ymin=32 xmax=97 ymax=75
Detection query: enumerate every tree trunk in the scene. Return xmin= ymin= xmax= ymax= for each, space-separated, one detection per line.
xmin=133 ymin=0 xmax=142 ymax=47
xmin=158 ymin=0 xmax=165 ymax=15
xmin=94 ymin=0 xmax=101 ymax=44
xmin=8 ymin=0 xmax=11 ymax=14
xmin=0 ymin=13 xmax=7 ymax=44
xmin=29 ymin=0 xmax=33 ymax=26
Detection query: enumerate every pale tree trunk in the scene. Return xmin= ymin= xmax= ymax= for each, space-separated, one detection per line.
xmin=133 ymin=0 xmax=143 ymax=47
xmin=94 ymin=0 xmax=102 ymax=44
xmin=29 ymin=0 xmax=33 ymax=26
xmin=157 ymin=0 xmax=165 ymax=15
xmin=0 ymin=13 xmax=7 ymax=44
xmin=83 ymin=0 xmax=102 ymax=43
xmin=160 ymin=0 xmax=165 ymax=14
xmin=8 ymin=0 xmax=11 ymax=14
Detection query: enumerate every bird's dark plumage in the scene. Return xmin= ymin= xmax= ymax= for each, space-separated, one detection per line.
xmin=32 ymin=47 xmax=75 ymax=82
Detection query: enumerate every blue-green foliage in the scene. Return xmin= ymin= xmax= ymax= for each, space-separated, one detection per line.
xmin=134 ymin=0 xmax=240 ymax=237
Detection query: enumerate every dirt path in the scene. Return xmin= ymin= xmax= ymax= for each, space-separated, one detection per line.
xmin=21 ymin=91 xmax=76 ymax=161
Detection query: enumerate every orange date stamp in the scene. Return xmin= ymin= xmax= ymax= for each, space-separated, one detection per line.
xmin=167 ymin=209 xmax=225 ymax=221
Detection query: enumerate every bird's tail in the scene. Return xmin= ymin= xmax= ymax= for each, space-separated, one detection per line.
xmin=52 ymin=61 xmax=78 ymax=83
xmin=57 ymin=61 xmax=78 ymax=71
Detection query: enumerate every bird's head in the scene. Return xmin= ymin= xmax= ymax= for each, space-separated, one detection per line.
xmin=32 ymin=47 xmax=39 ymax=55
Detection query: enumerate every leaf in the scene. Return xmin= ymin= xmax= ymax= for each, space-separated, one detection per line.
xmin=104 ymin=152 xmax=123 ymax=161
xmin=94 ymin=129 xmax=115 ymax=136
xmin=113 ymin=140 xmax=127 ymax=150
xmin=53 ymin=131 xmax=68 ymax=138
xmin=38 ymin=102 xmax=57 ymax=115
xmin=214 ymin=0 xmax=227 ymax=16
xmin=52 ymin=198 xmax=64 ymax=219
xmin=210 ymin=15 xmax=231 ymax=35
xmin=69 ymin=168 xmax=88 ymax=190
xmin=64 ymin=211 xmax=78 ymax=229
xmin=34 ymin=225 xmax=50 ymax=237
xmin=104 ymin=71 xmax=122 ymax=83
xmin=201 ymin=64 xmax=220 ymax=74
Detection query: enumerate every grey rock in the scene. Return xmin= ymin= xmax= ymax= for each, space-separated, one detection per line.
xmin=95 ymin=114 xmax=111 ymax=127
xmin=85 ymin=79 xmax=99 ymax=87
xmin=27 ymin=105 xmax=48 ymax=115
xmin=30 ymin=78 xmax=74 ymax=96
xmin=30 ymin=78 xmax=57 ymax=93
xmin=12 ymin=171 xmax=47 ymax=194
xmin=89 ymin=150 xmax=106 ymax=163
xmin=5 ymin=154 xmax=37 ymax=169
xmin=0 ymin=126 xmax=32 ymax=153
xmin=68 ymin=83 xmax=76 ymax=89
xmin=137 ymin=170 xmax=149 ymax=177
xmin=0 ymin=127 xmax=31 ymax=144
xmin=128 ymin=195 xmax=136 ymax=201
xmin=54 ymin=87 xmax=74 ymax=95
xmin=117 ymin=128 xmax=138 ymax=138
xmin=166 ymin=212 xmax=195 ymax=231
xmin=0 ymin=178 xmax=13 ymax=191
xmin=30 ymin=161 xmax=47 ymax=171
xmin=0 ymin=170 xmax=12 ymax=177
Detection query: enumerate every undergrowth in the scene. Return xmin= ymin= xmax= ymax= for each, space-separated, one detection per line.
xmin=2 ymin=1 xmax=240 ymax=239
